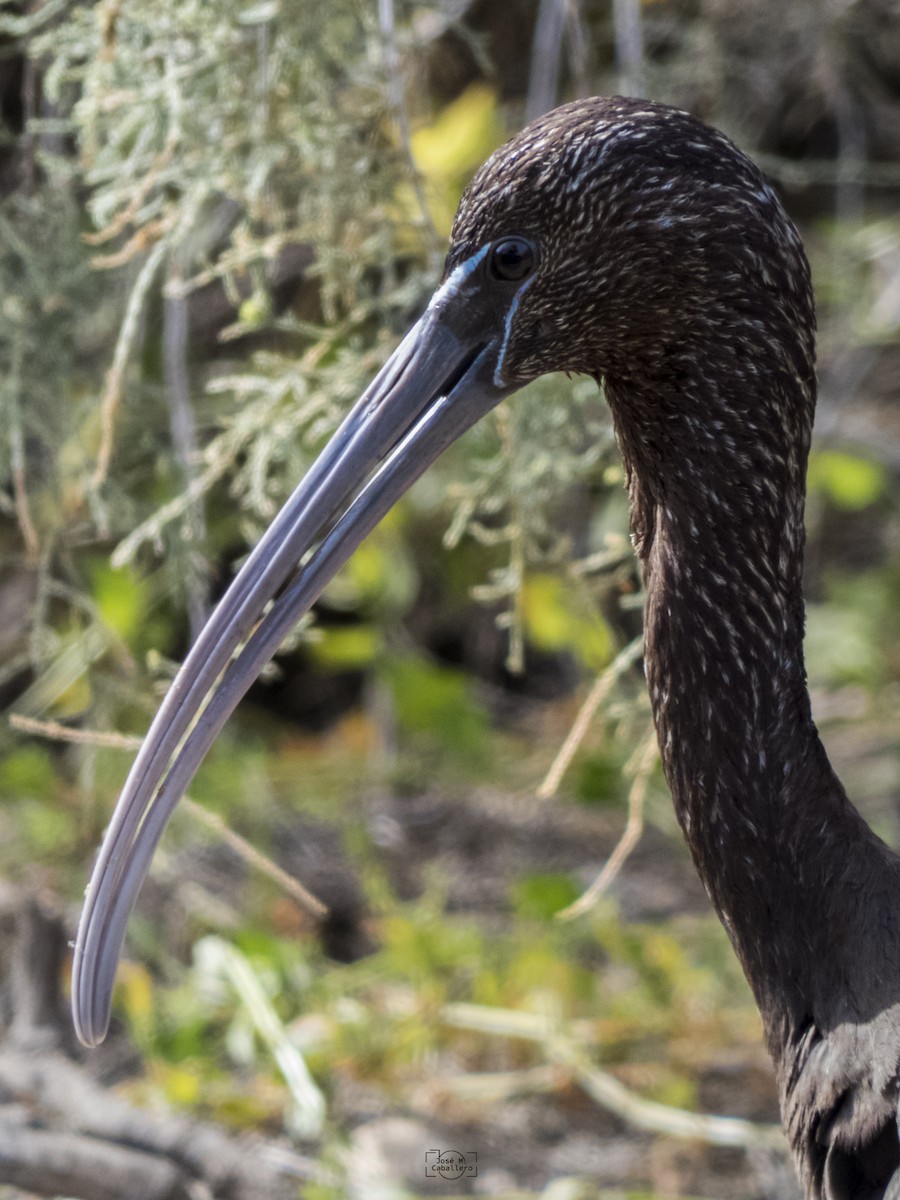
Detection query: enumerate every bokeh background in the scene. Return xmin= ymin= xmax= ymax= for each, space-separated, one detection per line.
xmin=2 ymin=1 xmax=900 ymax=1197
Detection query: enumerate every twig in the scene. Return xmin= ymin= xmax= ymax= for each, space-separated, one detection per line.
xmin=612 ymin=0 xmax=645 ymax=98
xmin=0 ymin=0 xmax=71 ymax=36
xmin=556 ymin=723 xmax=657 ymax=920
xmin=435 ymin=1062 xmax=564 ymax=1104
xmin=10 ymin=714 xmax=140 ymax=749
xmin=10 ymin=463 xmax=39 ymax=563
xmin=159 ymin=59 xmax=206 ymax=638
xmin=111 ymin=451 xmax=236 ymax=569
xmin=7 ymin=715 xmax=327 ymax=919
xmin=552 ymin=1036 xmax=783 ymax=1151
xmin=92 ymin=234 xmax=169 ymax=491
xmin=6 ymin=328 xmax=39 ymax=562
xmin=570 ymin=539 xmax=633 ymax=576
xmin=491 ymin=403 xmax=526 ymax=673
xmin=89 ymin=217 xmax=173 ymax=271
xmin=564 ymin=0 xmax=590 ymax=100
xmin=82 ymin=142 xmax=176 ymax=247
xmin=755 ymin=153 xmax=900 ymax=190
xmin=194 ymin=937 xmax=326 ymax=1138
xmin=537 ymin=634 xmax=643 ymax=800
xmin=378 ymin=0 xmax=441 ymax=269
xmin=526 ymin=0 xmax=567 ymax=121
xmin=164 ymin=275 xmax=209 ymax=639
xmin=442 ymin=1003 xmax=786 ymax=1153
xmin=183 ymin=798 xmax=327 ymax=920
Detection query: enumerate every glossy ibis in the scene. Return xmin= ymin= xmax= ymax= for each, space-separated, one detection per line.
xmin=73 ymin=97 xmax=900 ymax=1200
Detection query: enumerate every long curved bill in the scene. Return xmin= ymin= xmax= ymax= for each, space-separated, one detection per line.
xmin=73 ymin=265 xmax=511 ymax=1047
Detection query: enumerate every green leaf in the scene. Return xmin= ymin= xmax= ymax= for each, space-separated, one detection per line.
xmin=411 ymin=85 xmax=505 ymax=235
xmin=385 ymin=655 xmax=489 ymax=766
xmin=512 ymin=873 xmax=581 ymax=920
xmin=807 ymin=449 xmax=886 ymax=511
xmin=575 ymin=753 xmax=623 ymax=806
xmin=311 ymin=625 xmax=383 ymax=669
xmin=90 ymin=562 xmax=148 ymax=644
xmin=0 ymin=746 xmax=56 ymax=797
xmin=18 ymin=799 xmax=76 ymax=855
xmin=522 ymin=573 xmax=612 ymax=670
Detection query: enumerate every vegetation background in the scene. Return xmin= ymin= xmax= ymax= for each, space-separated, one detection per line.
xmin=2 ymin=0 xmax=900 ymax=1197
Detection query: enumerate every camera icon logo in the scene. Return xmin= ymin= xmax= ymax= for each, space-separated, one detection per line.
xmin=424 ymin=1148 xmax=478 ymax=1179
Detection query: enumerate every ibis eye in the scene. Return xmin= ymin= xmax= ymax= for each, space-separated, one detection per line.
xmin=489 ymin=237 xmax=536 ymax=282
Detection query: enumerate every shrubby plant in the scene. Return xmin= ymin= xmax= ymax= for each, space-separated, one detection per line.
xmin=1 ymin=1 xmax=620 ymax=737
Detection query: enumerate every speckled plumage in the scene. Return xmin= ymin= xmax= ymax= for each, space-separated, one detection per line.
xmin=69 ymin=92 xmax=900 ymax=1195
xmin=450 ymin=97 xmax=900 ymax=1199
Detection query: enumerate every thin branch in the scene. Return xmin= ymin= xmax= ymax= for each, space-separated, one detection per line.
xmin=110 ymin=450 xmax=237 ymax=569
xmin=194 ymin=937 xmax=326 ymax=1138
xmin=570 ymin=538 xmax=633 ymax=576
xmin=378 ymin=0 xmax=441 ymax=269
xmin=183 ymin=798 xmax=327 ymax=920
xmin=435 ymin=1062 xmax=564 ymax=1105
xmin=834 ymin=83 xmax=866 ymax=229
xmin=91 ymin=235 xmax=169 ymax=491
xmin=537 ymin=634 xmax=644 ymax=800
xmin=755 ymin=153 xmax=900 ymax=189
xmin=612 ymin=0 xmax=645 ymax=98
xmin=164 ymin=272 xmax=209 ymax=639
xmin=442 ymin=1002 xmax=786 ymax=1152
xmin=89 ymin=217 xmax=173 ymax=271
xmin=552 ymin=1035 xmax=783 ymax=1151
xmin=6 ymin=326 xmax=39 ymax=562
xmin=564 ymin=0 xmax=590 ymax=100
xmin=556 ymin=721 xmax=657 ymax=920
xmin=9 ymin=714 xmax=139 ymax=750
xmin=8 ymin=716 xmax=327 ymax=919
xmin=82 ymin=142 xmax=176 ymax=247
xmin=0 ymin=0 xmax=71 ymax=36
xmin=492 ymin=403 xmax=526 ymax=673
xmin=526 ymin=0 xmax=567 ymax=122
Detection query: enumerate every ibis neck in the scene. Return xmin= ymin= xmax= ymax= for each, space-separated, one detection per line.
xmin=604 ymin=351 xmax=855 ymax=1026
xmin=622 ymin=383 xmax=819 ymax=859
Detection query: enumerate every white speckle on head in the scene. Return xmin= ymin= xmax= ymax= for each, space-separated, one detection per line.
xmin=430 ymin=244 xmax=491 ymax=308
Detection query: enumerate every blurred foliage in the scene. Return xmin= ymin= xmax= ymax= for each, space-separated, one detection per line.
xmin=384 ymin=654 xmax=491 ymax=769
xmin=410 ymin=82 xmax=505 ymax=235
xmin=0 ymin=0 xmax=618 ymax=751
xmin=3 ymin=1 xmax=900 ymax=1197
xmin=807 ymin=449 xmax=887 ymax=512
xmin=112 ymin=870 xmax=753 ymax=1135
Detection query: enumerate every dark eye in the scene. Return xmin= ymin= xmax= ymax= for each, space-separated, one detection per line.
xmin=489 ymin=237 xmax=536 ymax=282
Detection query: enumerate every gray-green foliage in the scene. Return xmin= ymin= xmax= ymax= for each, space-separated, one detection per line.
xmin=0 ymin=182 xmax=93 ymax=537
xmin=33 ymin=0 xmax=428 ymax=518
xmin=37 ymin=0 xmax=410 ymax=312
xmin=445 ymin=375 xmax=614 ymax=669
xmin=3 ymin=0 xmax=621 ymax=733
